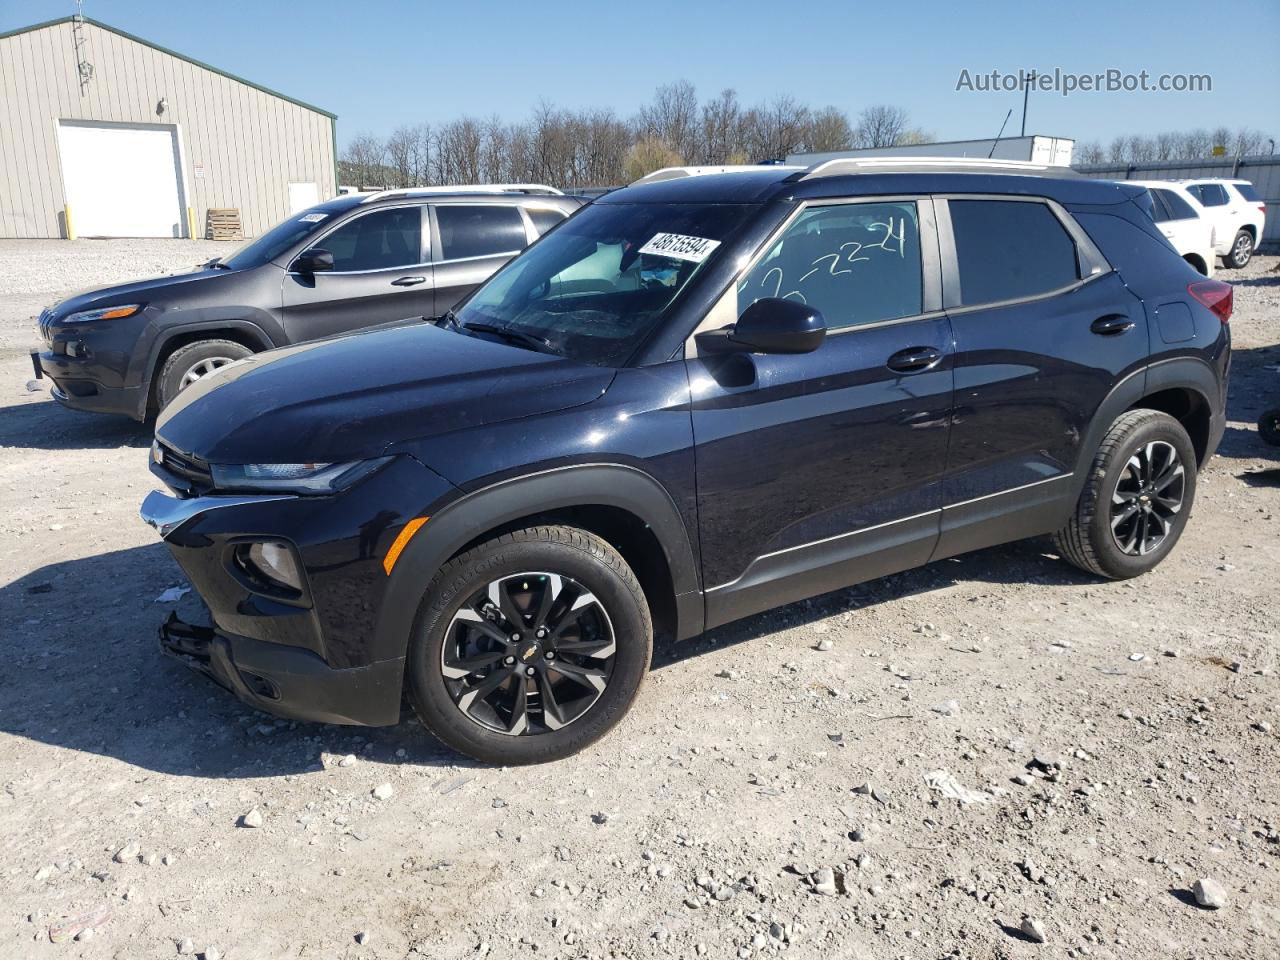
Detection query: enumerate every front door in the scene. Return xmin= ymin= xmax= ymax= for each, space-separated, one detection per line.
xmin=281 ymin=204 xmax=432 ymax=343
xmin=935 ymin=196 xmax=1149 ymax=557
xmin=690 ymin=198 xmax=954 ymax=629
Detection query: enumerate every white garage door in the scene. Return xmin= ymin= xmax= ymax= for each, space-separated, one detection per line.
xmin=57 ymin=122 xmax=185 ymax=238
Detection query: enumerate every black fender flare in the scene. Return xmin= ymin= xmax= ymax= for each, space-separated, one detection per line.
xmin=370 ymin=463 xmax=703 ymax=666
xmin=1068 ymin=356 xmax=1221 ymax=503
xmin=135 ymin=319 xmax=276 ymax=406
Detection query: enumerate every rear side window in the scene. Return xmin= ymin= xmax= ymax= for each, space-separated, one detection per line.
xmin=1232 ymin=182 xmax=1261 ymax=202
xmin=949 ymin=199 xmax=1079 ymax=305
xmin=436 ymin=205 xmax=527 ymax=260
xmin=320 ymin=206 xmax=423 ymax=272
xmin=737 ymin=201 xmax=924 ymax=330
xmin=1157 ymin=189 xmax=1197 ymax=220
xmin=527 ymin=207 xmax=567 ymax=235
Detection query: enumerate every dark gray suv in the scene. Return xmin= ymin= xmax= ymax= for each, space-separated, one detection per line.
xmin=31 ymin=186 xmax=584 ymax=420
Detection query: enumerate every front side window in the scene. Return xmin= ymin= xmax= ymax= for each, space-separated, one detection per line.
xmin=436 ymin=205 xmax=528 ymax=260
xmin=455 ymin=201 xmax=753 ymax=366
xmin=1159 ymin=189 xmax=1197 ymax=220
xmin=319 ymin=207 xmax=423 ymax=272
xmin=736 ymin=201 xmax=923 ymax=330
xmin=949 ymin=199 xmax=1079 ymax=305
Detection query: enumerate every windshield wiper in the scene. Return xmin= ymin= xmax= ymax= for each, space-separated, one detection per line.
xmin=202 ymin=258 xmax=231 ymax=270
xmin=460 ymin=320 xmax=558 ymax=355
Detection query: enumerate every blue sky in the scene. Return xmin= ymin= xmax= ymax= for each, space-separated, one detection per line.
xmin=4 ymin=0 xmax=1277 ymax=150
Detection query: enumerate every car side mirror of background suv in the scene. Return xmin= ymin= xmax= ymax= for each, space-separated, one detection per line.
xmin=293 ymin=248 xmax=335 ymax=275
xmin=696 ymin=297 xmax=827 ymax=355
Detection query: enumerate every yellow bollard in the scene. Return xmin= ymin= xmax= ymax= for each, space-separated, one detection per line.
xmin=187 ymin=206 xmax=196 ymax=240
xmin=64 ymin=204 xmax=75 ymax=240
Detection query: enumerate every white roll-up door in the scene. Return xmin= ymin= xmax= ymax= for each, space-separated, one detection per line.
xmin=57 ymin=121 xmax=185 ymax=238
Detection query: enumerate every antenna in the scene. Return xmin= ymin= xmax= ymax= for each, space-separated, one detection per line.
xmin=987 ymin=109 xmax=1013 ymax=158
xmin=72 ymin=0 xmax=94 ymax=95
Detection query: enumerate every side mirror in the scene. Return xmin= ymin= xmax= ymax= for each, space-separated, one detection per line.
xmin=696 ymin=297 xmax=827 ymax=355
xmin=293 ymin=248 xmax=334 ymax=274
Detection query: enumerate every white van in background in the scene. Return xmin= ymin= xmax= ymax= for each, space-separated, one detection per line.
xmin=1176 ymin=179 xmax=1267 ymax=268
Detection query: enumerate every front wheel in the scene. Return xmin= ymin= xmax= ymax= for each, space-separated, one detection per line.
xmin=406 ymin=525 xmax=652 ymax=764
xmin=1223 ymin=229 xmax=1253 ymax=269
xmin=1053 ymin=409 xmax=1198 ymax=579
xmin=156 ymin=338 xmax=252 ymax=410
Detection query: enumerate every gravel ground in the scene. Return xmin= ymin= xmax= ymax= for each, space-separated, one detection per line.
xmin=0 ymin=240 xmax=1277 ymax=960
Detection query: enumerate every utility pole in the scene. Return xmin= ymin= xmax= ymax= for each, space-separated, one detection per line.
xmin=1020 ymin=69 xmax=1035 ymax=137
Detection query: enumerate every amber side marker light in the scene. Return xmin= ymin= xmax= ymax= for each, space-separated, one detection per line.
xmin=98 ymin=305 xmax=142 ymax=320
xmin=383 ymin=517 xmax=429 ymax=575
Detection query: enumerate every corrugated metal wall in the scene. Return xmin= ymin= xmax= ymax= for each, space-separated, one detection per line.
xmin=0 ymin=18 xmax=336 ymax=239
xmin=1075 ymin=155 xmax=1278 ymax=248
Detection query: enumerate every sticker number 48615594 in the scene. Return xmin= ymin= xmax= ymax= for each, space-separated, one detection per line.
xmin=638 ymin=233 xmax=721 ymax=263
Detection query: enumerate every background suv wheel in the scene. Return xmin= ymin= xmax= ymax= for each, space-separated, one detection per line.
xmin=157 ymin=338 xmax=252 ymax=410
xmin=406 ymin=525 xmax=652 ymax=764
xmin=1054 ymin=409 xmax=1198 ymax=579
xmin=1224 ymin=229 xmax=1254 ymax=269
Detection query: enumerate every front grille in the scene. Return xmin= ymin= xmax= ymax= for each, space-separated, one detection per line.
xmin=36 ymin=308 xmax=52 ymax=344
xmin=152 ymin=441 xmax=214 ymax=495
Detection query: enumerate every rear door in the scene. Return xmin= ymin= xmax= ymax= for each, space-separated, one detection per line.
xmin=934 ymin=195 xmax=1146 ymax=557
xmin=689 ymin=197 xmax=954 ymax=627
xmin=280 ymin=203 xmax=432 ymax=342
xmin=430 ymin=203 xmax=533 ymax=316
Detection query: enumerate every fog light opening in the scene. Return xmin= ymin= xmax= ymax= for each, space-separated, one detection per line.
xmin=241 ymin=672 xmax=280 ymax=701
xmin=234 ymin=540 xmax=305 ymax=597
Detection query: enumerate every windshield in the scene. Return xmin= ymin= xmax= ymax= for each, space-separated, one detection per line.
xmin=220 ymin=200 xmax=359 ymax=270
xmin=455 ymin=201 xmax=754 ymax=366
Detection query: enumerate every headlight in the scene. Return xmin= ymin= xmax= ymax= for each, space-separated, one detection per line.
xmin=62 ymin=304 xmax=143 ymax=323
xmin=209 ymin=457 xmax=391 ymax=494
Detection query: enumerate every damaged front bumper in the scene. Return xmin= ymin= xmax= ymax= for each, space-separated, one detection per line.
xmin=158 ymin=612 xmax=403 ymax=726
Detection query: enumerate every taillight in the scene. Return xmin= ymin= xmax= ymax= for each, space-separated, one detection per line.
xmin=1188 ymin=279 xmax=1233 ymax=324
xmin=1258 ymin=205 xmax=1268 ymax=216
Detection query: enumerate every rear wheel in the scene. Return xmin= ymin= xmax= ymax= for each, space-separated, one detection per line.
xmin=1053 ymin=409 xmax=1197 ymax=579
xmin=156 ymin=338 xmax=251 ymax=409
xmin=1224 ymin=229 xmax=1253 ymax=269
xmin=406 ymin=525 xmax=652 ymax=764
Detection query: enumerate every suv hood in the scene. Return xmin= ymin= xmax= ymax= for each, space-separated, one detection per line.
xmin=51 ymin=265 xmax=235 ymax=316
xmin=156 ymin=324 xmax=616 ymax=464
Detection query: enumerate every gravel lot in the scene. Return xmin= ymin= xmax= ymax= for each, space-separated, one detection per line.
xmin=0 ymin=239 xmax=1277 ymax=960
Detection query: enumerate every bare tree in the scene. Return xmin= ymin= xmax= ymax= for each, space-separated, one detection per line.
xmin=635 ymin=81 xmax=700 ymax=163
xmin=698 ymin=89 xmax=741 ymax=164
xmin=385 ymin=125 xmax=417 ymax=187
xmin=1107 ymin=136 xmax=1127 ymax=163
xmin=804 ymin=106 xmax=853 ymax=153
xmin=623 ymin=137 xmax=682 ymax=182
xmin=1074 ymin=140 xmax=1105 ymax=165
xmin=341 ymin=133 xmax=388 ymax=189
xmin=854 ymin=105 xmax=910 ymax=148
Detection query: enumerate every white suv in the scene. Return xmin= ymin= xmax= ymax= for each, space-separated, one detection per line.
xmin=1132 ymin=181 xmax=1216 ymax=277
xmin=1177 ymin=179 xmax=1267 ymax=268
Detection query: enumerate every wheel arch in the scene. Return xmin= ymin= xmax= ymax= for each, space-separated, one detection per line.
xmin=371 ymin=464 xmax=704 ymax=668
xmin=1072 ymin=358 xmax=1221 ymax=502
xmin=141 ymin=321 xmax=275 ymax=417
xmin=1182 ymin=253 xmax=1208 ymax=276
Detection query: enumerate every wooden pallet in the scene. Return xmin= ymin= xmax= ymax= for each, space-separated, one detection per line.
xmin=206 ymin=208 xmax=243 ymax=241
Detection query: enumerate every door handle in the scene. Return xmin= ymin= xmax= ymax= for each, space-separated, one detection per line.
xmin=1090 ymin=314 xmax=1134 ymax=336
xmin=886 ymin=346 xmax=943 ymax=373
xmin=391 ymin=276 xmax=427 ymax=286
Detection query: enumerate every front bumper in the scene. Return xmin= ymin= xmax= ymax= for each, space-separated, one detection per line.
xmin=159 ymin=612 xmax=404 ymax=726
xmin=140 ymin=454 xmax=458 ymax=727
xmin=32 ymin=349 xmax=148 ymax=418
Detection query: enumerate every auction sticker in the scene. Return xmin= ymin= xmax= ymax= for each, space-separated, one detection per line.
xmin=298 ymin=213 xmax=327 ymax=223
xmin=639 ymin=232 xmax=721 ymax=263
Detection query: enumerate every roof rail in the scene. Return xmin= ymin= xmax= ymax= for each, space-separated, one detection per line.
xmin=359 ymin=183 xmax=563 ymax=203
xmin=797 ymin=156 xmax=1069 ymax=180
xmin=631 ymin=164 xmax=803 ymax=185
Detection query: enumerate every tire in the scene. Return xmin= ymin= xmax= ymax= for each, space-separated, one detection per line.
xmin=156 ymin=338 xmax=252 ymax=410
xmin=405 ymin=525 xmax=652 ymax=765
xmin=1223 ymin=229 xmax=1253 ymax=269
xmin=1053 ymin=409 xmax=1198 ymax=580
xmin=1260 ymin=408 xmax=1280 ymax=447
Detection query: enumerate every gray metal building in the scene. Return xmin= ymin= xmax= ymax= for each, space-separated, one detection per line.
xmin=0 ymin=15 xmax=336 ymax=240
